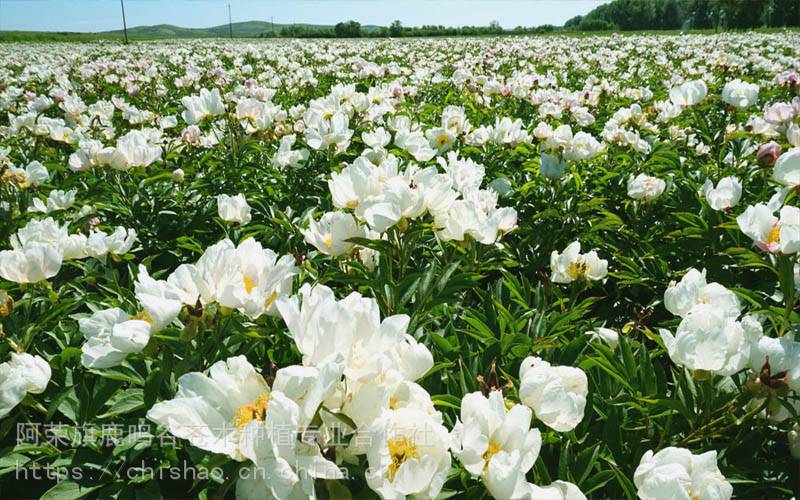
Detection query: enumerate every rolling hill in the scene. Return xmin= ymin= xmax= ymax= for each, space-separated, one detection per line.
xmin=103 ymin=20 xmax=383 ymax=38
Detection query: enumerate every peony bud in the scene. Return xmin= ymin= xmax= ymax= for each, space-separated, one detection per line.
xmin=757 ymin=141 xmax=782 ymax=167
xmin=172 ymin=168 xmax=185 ymax=183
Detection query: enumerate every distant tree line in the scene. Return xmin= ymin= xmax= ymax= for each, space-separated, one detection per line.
xmin=564 ymin=0 xmax=800 ymax=31
xmin=258 ymin=20 xmax=556 ymax=39
xmin=257 ymin=0 xmax=800 ymax=39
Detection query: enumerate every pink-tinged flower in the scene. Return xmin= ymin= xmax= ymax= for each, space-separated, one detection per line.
xmin=776 ymin=70 xmax=800 ymax=87
xmin=757 ymin=141 xmax=782 ymax=167
xmin=737 ymin=203 xmax=800 ymax=254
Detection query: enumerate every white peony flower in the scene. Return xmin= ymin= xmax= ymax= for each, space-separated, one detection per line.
xmin=276 ymin=284 xmax=434 ymax=428
xmin=364 ymin=408 xmax=451 ymax=500
xmin=148 ymin=355 xmax=343 ymax=499
xmin=213 ymin=237 xmax=298 ymax=319
xmin=217 ymin=193 xmax=252 ymax=225
xmin=748 ymin=334 xmax=800 ymax=393
xmin=181 ymin=87 xmax=225 ymax=124
xmin=527 ymin=481 xmax=587 ymax=500
xmin=627 ymin=174 xmax=666 ymax=202
xmin=634 ymin=447 xmax=732 ymax=500
xmin=86 ymin=227 xmax=137 ymax=258
xmin=701 ymin=177 xmax=741 ymax=211
xmin=737 ymin=203 xmax=800 ymax=254
xmin=721 ymin=79 xmax=759 ymax=108
xmin=550 ymin=241 xmax=608 ymax=284
xmin=663 ymin=268 xmax=740 ymax=319
xmin=586 ymin=327 xmax=619 ymax=350
xmin=660 ymin=308 xmax=762 ymax=376
xmin=303 ymin=211 xmax=365 ymax=256
xmin=28 ymin=189 xmax=77 ymax=214
xmin=107 ymin=130 xmax=162 ymax=170
xmin=669 ymin=80 xmax=707 ymax=107
xmin=450 ymin=391 xmax=542 ymax=500
xmin=79 ymin=308 xmax=152 ymax=369
xmin=0 ymin=243 xmax=63 ymax=283
xmin=518 ymin=356 xmax=587 ymax=432
xmin=0 ymin=353 xmax=51 ymax=418
xmin=773 ymin=147 xmax=800 ymax=188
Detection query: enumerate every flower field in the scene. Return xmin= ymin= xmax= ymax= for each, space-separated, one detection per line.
xmin=1 ymin=33 xmax=799 ymax=499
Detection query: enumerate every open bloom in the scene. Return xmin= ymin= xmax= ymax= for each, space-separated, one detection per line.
xmin=633 ymin=447 xmax=732 ymax=500
xmin=749 ymin=334 xmax=800 ymax=393
xmin=217 ymin=193 xmax=252 ymax=225
xmin=11 ymin=217 xmax=87 ymax=261
xmin=364 ymin=408 xmax=451 ymax=500
xmin=550 ymin=241 xmax=608 ymax=284
xmin=107 ymin=130 xmax=162 ymax=170
xmin=86 ymin=227 xmax=137 ymax=258
xmin=627 ymin=174 xmax=666 ymax=202
xmin=0 ymin=243 xmax=63 ymax=283
xmin=135 ymin=237 xmax=297 ymax=323
xmin=79 ymin=308 xmax=152 ymax=369
xmin=772 ymin=147 xmax=800 ymax=188
xmin=276 ymin=284 xmax=434 ymax=428
xmin=702 ymin=177 xmax=741 ymax=211
xmin=518 ymin=357 xmax=588 ymax=432
xmin=660 ymin=308 xmax=762 ymax=376
xmin=213 ymin=238 xmax=298 ymax=319
xmin=586 ymin=327 xmax=619 ymax=350
xmin=0 ymin=353 xmax=51 ymax=418
xmin=663 ymin=268 xmax=740 ymax=319
xmin=148 ymin=355 xmax=344 ymax=499
xmin=181 ymin=88 xmax=225 ymax=124
xmin=4 ymin=161 xmax=49 ymax=188
xmin=28 ymin=189 xmax=77 ymax=214
xmin=528 ymin=481 xmax=586 ymax=500
xmin=721 ymin=79 xmax=759 ymax=108
xmin=303 ymin=211 xmax=365 ymax=256
xmin=737 ymin=203 xmax=800 ymax=254
xmin=450 ymin=391 xmax=542 ymax=500
xmin=669 ymin=80 xmax=707 ymax=107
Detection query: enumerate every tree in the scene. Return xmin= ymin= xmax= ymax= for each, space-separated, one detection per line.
xmin=663 ymin=0 xmax=683 ymax=28
xmin=564 ymin=15 xmax=583 ymax=28
xmin=689 ymin=0 xmax=714 ymax=28
xmin=389 ymin=20 xmax=403 ymax=37
xmin=334 ymin=20 xmax=362 ymax=38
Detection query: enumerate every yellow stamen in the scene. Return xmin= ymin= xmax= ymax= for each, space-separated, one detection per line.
xmin=386 ymin=436 xmax=420 ymax=481
xmin=767 ymin=225 xmax=781 ymax=245
xmin=133 ymin=310 xmax=155 ymax=326
xmin=263 ymin=291 xmax=278 ymax=311
xmin=568 ymin=260 xmax=589 ymax=280
xmin=436 ymin=134 xmax=449 ymax=148
xmin=482 ymin=440 xmax=502 ymax=470
xmin=324 ymin=235 xmax=333 ymax=248
xmin=232 ymin=394 xmax=270 ymax=429
xmin=388 ymin=396 xmax=398 ymax=409
xmin=243 ymin=275 xmax=256 ymax=294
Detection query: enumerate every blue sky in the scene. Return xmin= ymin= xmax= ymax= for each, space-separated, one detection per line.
xmin=0 ymin=0 xmax=608 ymax=32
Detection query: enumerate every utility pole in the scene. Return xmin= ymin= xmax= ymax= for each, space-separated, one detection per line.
xmin=120 ymin=0 xmax=129 ymax=44
xmin=228 ymin=2 xmax=233 ymax=39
